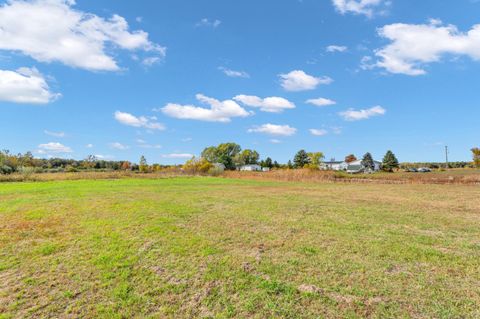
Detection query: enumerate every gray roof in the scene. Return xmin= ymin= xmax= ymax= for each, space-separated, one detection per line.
xmin=347 ymin=165 xmax=363 ymax=171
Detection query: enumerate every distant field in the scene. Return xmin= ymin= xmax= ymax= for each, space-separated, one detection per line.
xmin=1 ymin=177 xmax=479 ymax=318
xmin=224 ymin=168 xmax=480 ymax=185
xmin=2 ymin=168 xmax=479 ymax=185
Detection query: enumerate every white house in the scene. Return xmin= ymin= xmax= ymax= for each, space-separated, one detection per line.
xmin=346 ymin=160 xmax=382 ymax=174
xmin=239 ymin=164 xmax=262 ymax=172
xmin=320 ymin=161 xmax=348 ymax=171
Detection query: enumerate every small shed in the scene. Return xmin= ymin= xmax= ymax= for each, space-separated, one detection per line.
xmin=239 ymin=164 xmax=262 ymax=172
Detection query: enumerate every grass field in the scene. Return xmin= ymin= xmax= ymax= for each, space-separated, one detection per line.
xmin=1 ymin=177 xmax=479 ymax=318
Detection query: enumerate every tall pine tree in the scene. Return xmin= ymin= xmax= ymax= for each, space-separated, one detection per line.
xmin=361 ymin=152 xmax=375 ymax=172
xmin=293 ymin=150 xmax=310 ymax=168
xmin=382 ymin=150 xmax=399 ymax=172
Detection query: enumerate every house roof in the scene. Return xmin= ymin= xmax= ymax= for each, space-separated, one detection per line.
xmin=347 ymin=165 xmax=363 ymax=171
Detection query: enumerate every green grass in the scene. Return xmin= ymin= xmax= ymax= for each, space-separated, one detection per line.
xmin=1 ymin=177 xmax=479 ymax=318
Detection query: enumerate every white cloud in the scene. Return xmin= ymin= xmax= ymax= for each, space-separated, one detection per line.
xmin=0 ymin=0 xmax=165 ymax=71
xmin=196 ymin=18 xmax=221 ymax=28
xmin=371 ymin=20 xmax=480 ymax=75
xmin=279 ymin=70 xmax=332 ymax=92
xmin=309 ymin=129 xmax=329 ymax=136
xmin=110 ymin=142 xmax=129 ymax=150
xmin=44 ymin=130 xmax=65 ymax=138
xmin=0 ymin=67 xmax=59 ymax=104
xmin=181 ymin=137 xmax=193 ymax=142
xmin=248 ymin=124 xmax=297 ymax=136
xmin=86 ymin=144 xmax=94 ymax=148
xmin=233 ymin=95 xmax=295 ymax=113
xmin=326 ymin=45 xmax=348 ymax=53
xmin=339 ymin=106 xmax=386 ymax=121
xmin=270 ymin=139 xmax=282 ymax=144
xmin=306 ymin=98 xmax=337 ymax=107
xmin=114 ymin=111 xmax=165 ymax=130
xmin=142 ymin=56 xmax=161 ymax=66
xmin=160 ymin=94 xmax=251 ymax=123
xmin=38 ymin=142 xmax=72 ymax=153
xmin=161 ymin=153 xmax=194 ymax=159
xmin=332 ymin=0 xmax=390 ymax=17
xmin=218 ymin=67 xmax=250 ymax=78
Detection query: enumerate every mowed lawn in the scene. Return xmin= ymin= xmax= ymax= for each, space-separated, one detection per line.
xmin=1 ymin=178 xmax=479 ymax=318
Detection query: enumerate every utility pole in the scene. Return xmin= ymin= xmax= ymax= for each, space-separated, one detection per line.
xmin=445 ymin=146 xmax=449 ymax=170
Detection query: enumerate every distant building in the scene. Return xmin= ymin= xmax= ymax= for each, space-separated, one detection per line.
xmin=346 ymin=160 xmax=382 ymax=174
xmin=321 ymin=161 xmax=348 ymax=171
xmin=262 ymin=167 xmax=271 ymax=172
xmin=239 ymin=164 xmax=262 ymax=172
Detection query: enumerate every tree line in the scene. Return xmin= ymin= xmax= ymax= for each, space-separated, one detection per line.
xmin=1 ymin=146 xmax=479 ymax=175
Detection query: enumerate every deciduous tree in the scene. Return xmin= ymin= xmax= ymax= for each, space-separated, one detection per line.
xmin=139 ymin=155 xmax=149 ymax=173
xmin=472 ymin=147 xmax=480 ymax=168
xmin=345 ymin=154 xmax=357 ymax=163
xmin=306 ymin=152 xmax=325 ymax=169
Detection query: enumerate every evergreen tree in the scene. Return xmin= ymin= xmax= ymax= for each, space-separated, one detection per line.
xmin=361 ymin=152 xmax=375 ymax=172
xmin=293 ymin=150 xmax=310 ymax=168
xmin=382 ymin=150 xmax=399 ymax=172
xmin=287 ymin=160 xmax=293 ymax=169
xmin=264 ymin=157 xmax=273 ymax=168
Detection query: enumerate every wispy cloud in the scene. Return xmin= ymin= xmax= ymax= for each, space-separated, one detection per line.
xmin=161 ymin=153 xmax=194 ymax=159
xmin=110 ymin=142 xmax=130 ymax=150
xmin=339 ymin=106 xmax=386 ymax=121
xmin=309 ymin=129 xmax=328 ymax=136
xmin=114 ymin=111 xmax=165 ymax=130
xmin=326 ymin=45 xmax=348 ymax=53
xmin=44 ymin=130 xmax=65 ymax=138
xmin=136 ymin=139 xmax=162 ymax=149
xmin=332 ymin=0 xmax=391 ymax=18
xmin=218 ymin=67 xmax=249 ymax=78
xmin=196 ymin=18 xmax=221 ymax=28
xmin=306 ymin=98 xmax=336 ymax=107
xmin=248 ymin=124 xmax=297 ymax=136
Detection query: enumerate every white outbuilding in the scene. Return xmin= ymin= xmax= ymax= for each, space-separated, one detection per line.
xmin=239 ymin=164 xmax=262 ymax=172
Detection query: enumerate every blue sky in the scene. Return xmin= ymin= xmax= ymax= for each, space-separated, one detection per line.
xmin=1 ymin=0 xmax=479 ymax=164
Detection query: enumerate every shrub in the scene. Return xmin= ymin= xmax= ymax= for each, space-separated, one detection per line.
xmin=65 ymin=165 xmax=78 ymax=173
xmin=0 ymin=165 xmax=13 ymax=175
xmin=18 ymin=166 xmax=35 ymax=179
xmin=183 ymin=157 xmax=213 ymax=175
